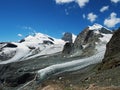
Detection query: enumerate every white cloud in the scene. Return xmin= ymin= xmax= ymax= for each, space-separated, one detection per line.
xmin=87 ymin=12 xmax=97 ymax=22
xmin=111 ymin=0 xmax=120 ymax=3
xmin=76 ymin=0 xmax=89 ymax=8
xmin=55 ymin=0 xmax=74 ymax=4
xmin=100 ymin=6 xmax=109 ymax=12
xmin=55 ymin=0 xmax=89 ymax=8
xmin=104 ymin=12 xmax=120 ymax=28
xmin=18 ymin=34 xmax=22 ymax=37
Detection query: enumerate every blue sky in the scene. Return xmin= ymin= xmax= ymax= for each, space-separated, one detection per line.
xmin=0 ymin=0 xmax=120 ymax=42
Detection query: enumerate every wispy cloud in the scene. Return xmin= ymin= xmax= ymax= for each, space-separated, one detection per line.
xmin=111 ymin=0 xmax=120 ymax=3
xmin=83 ymin=14 xmax=86 ymax=19
xmin=100 ymin=6 xmax=109 ymax=12
xmin=104 ymin=12 xmax=120 ymax=28
xmin=55 ymin=0 xmax=89 ymax=8
xmin=87 ymin=12 xmax=97 ymax=22
xmin=56 ymin=0 xmax=74 ymax=4
xmin=65 ymin=9 xmax=69 ymax=15
xmin=22 ymin=26 xmax=35 ymax=31
xmin=18 ymin=34 xmax=22 ymax=37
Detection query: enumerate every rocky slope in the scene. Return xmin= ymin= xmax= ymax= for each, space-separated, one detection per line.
xmin=100 ymin=27 xmax=120 ymax=70
xmin=35 ymin=27 xmax=120 ymax=90
xmin=62 ymin=32 xmax=76 ymax=43
xmin=63 ymin=23 xmax=113 ymax=57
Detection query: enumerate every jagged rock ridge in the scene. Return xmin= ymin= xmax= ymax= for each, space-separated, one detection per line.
xmin=63 ymin=23 xmax=113 ymax=57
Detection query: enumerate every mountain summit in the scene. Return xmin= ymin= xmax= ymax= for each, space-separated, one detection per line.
xmin=88 ymin=23 xmax=104 ymax=30
xmin=63 ymin=23 xmax=113 ymax=57
xmin=0 ymin=32 xmax=65 ymax=64
xmin=62 ymin=32 xmax=76 ymax=43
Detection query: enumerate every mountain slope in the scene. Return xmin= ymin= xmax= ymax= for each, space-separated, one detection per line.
xmin=100 ymin=27 xmax=120 ymax=70
xmin=63 ymin=23 xmax=113 ymax=57
xmin=62 ymin=32 xmax=77 ymax=43
xmin=0 ymin=24 xmax=119 ymax=90
xmin=0 ymin=33 xmax=65 ymax=64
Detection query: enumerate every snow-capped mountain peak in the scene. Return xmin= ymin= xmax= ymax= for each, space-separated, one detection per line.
xmin=62 ymin=23 xmax=113 ymax=57
xmin=62 ymin=32 xmax=77 ymax=43
xmin=23 ymin=33 xmax=52 ymax=43
xmin=88 ymin=23 xmax=112 ymax=35
xmin=0 ymin=32 xmax=66 ymax=64
xmin=88 ymin=23 xmax=103 ymax=30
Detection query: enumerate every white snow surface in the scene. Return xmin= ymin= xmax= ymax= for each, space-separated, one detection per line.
xmin=100 ymin=34 xmax=112 ymax=43
xmin=24 ymin=33 xmax=51 ymax=43
xmin=0 ymin=33 xmax=65 ymax=64
xmin=0 ymin=43 xmax=64 ymax=64
xmin=72 ymin=34 xmax=77 ymax=43
xmin=89 ymin=23 xmax=103 ymax=30
xmin=24 ymin=33 xmax=65 ymax=45
xmin=0 ymin=47 xmax=16 ymax=55
xmin=88 ymin=23 xmax=111 ymax=33
xmin=26 ymin=44 xmax=64 ymax=60
xmin=0 ymin=43 xmax=30 ymax=64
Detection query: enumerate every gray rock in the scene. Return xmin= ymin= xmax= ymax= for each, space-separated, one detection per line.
xmin=100 ymin=27 xmax=120 ymax=70
xmin=62 ymin=42 xmax=74 ymax=55
xmin=62 ymin=26 xmax=112 ymax=57
xmin=62 ymin=32 xmax=72 ymax=43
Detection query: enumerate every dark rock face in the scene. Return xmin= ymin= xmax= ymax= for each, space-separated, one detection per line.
xmin=4 ymin=43 xmax=17 ymax=48
xmin=48 ymin=37 xmax=54 ymax=41
xmin=19 ymin=39 xmax=25 ymax=43
xmin=104 ymin=28 xmax=120 ymax=58
xmin=0 ymin=43 xmax=17 ymax=48
xmin=72 ymin=28 xmax=97 ymax=56
xmin=100 ymin=28 xmax=120 ymax=70
xmin=62 ymin=43 xmax=74 ymax=55
xmin=62 ymin=26 xmax=112 ymax=57
xmin=5 ymin=73 xmax=35 ymax=87
xmin=62 ymin=32 xmax=72 ymax=43
xmin=0 ymin=63 xmax=35 ymax=87
xmin=43 ymin=40 xmax=54 ymax=45
xmin=73 ymin=27 xmax=100 ymax=50
xmin=99 ymin=28 xmax=113 ymax=34
xmin=72 ymin=27 xmax=103 ymax=56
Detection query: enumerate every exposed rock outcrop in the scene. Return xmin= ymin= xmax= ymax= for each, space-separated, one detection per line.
xmin=62 ymin=32 xmax=73 ymax=43
xmin=100 ymin=28 xmax=120 ymax=70
xmin=62 ymin=24 xmax=113 ymax=57
xmin=62 ymin=42 xmax=73 ymax=55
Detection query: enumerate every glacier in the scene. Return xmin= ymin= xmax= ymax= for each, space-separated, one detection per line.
xmin=36 ymin=45 xmax=106 ymax=83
